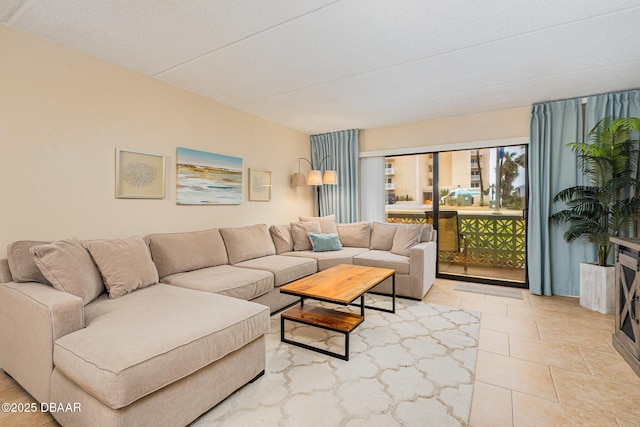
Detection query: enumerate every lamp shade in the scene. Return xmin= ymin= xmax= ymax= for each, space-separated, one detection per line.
xmin=291 ymin=172 xmax=307 ymax=187
xmin=306 ymin=170 xmax=323 ymax=186
xmin=322 ymin=170 xmax=337 ymax=185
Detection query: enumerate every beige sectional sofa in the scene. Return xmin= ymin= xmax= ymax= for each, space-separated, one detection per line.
xmin=276 ymin=220 xmax=437 ymax=299
xmin=0 ymin=217 xmax=436 ymax=427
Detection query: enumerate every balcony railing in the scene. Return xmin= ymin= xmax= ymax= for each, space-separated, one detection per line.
xmin=385 ymin=168 xmax=395 ymax=175
xmin=386 ymin=211 xmax=525 ymax=269
xmin=385 ymin=183 xmax=395 ymax=190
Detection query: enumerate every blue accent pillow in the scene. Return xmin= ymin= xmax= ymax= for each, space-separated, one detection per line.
xmin=308 ymin=233 xmax=343 ymax=252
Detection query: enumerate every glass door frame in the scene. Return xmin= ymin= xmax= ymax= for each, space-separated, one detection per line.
xmin=432 ymin=147 xmax=529 ymax=289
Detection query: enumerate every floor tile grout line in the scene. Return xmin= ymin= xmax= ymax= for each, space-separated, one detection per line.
xmin=576 ymin=346 xmax=597 ymax=377
xmin=510 ymin=387 xmax=515 ymax=427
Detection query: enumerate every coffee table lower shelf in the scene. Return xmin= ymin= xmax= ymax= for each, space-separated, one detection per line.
xmin=280 ymin=305 xmax=364 ymax=361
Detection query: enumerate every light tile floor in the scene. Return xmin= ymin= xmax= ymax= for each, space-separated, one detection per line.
xmin=424 ymin=279 xmax=640 ymax=427
xmin=1 ymin=278 xmax=638 ymax=426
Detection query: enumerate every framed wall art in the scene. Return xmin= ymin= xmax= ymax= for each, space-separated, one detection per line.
xmin=115 ymin=148 xmax=165 ymax=199
xmin=176 ymin=147 xmax=243 ymax=205
xmin=249 ymin=168 xmax=272 ymax=201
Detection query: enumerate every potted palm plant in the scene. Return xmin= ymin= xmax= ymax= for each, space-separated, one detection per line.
xmin=550 ymin=116 xmax=640 ymax=313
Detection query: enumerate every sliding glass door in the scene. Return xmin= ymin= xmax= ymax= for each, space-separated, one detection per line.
xmin=436 ymin=146 xmax=526 ymax=285
xmin=385 ymin=145 xmax=527 ymax=286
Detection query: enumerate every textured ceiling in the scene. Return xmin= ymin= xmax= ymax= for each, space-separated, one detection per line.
xmin=3 ymin=1 xmax=640 ymax=135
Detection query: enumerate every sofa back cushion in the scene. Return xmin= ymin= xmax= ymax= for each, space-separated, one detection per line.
xmin=369 ymin=222 xmax=398 ymax=251
xmin=6 ymin=240 xmax=51 ymax=285
xmin=390 ymin=224 xmax=424 ymax=257
xmin=30 ymin=239 xmax=105 ymax=305
xmin=336 ymin=222 xmax=371 ymax=248
xmin=146 ymin=229 xmax=228 ymax=278
xmin=299 ymin=214 xmax=338 ymax=234
xmin=220 ymin=224 xmax=276 ymax=264
xmin=420 ymin=224 xmax=435 ymax=242
xmin=83 ymin=236 xmax=159 ymax=299
xmin=269 ymin=224 xmax=294 ymax=254
xmin=290 ymin=221 xmax=322 ymax=251
xmin=0 ymin=259 xmax=12 ymax=283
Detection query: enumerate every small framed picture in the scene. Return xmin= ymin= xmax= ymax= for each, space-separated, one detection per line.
xmin=115 ymin=148 xmax=165 ymax=199
xmin=249 ymin=168 xmax=272 ymax=201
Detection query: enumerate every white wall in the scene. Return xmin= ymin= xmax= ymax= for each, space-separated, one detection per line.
xmin=0 ymin=25 xmax=315 ymax=258
xmin=359 ymin=107 xmax=530 ymax=154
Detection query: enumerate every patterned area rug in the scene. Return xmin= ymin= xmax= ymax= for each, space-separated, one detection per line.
xmin=192 ymin=298 xmax=480 ymax=426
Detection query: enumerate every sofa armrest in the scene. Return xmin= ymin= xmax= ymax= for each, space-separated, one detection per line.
xmin=409 ymin=241 xmax=437 ymax=297
xmin=0 ymin=281 xmax=84 ymax=403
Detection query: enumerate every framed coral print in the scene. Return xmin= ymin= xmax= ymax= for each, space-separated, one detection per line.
xmin=249 ymin=168 xmax=271 ymax=201
xmin=115 ymin=148 xmax=166 ymax=199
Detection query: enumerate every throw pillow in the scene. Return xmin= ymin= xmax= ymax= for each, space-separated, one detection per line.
xmin=6 ymin=240 xmax=51 ymax=285
xmin=220 ymin=224 xmax=276 ymax=264
xmin=308 ymin=233 xmax=343 ymax=252
xmin=390 ymin=224 xmax=424 ymax=257
xmin=336 ymin=222 xmax=371 ymax=248
xmin=299 ymin=214 xmax=338 ymax=234
xmin=290 ymin=221 xmax=321 ymax=251
xmin=269 ymin=224 xmax=294 ymax=254
xmin=83 ymin=236 xmax=159 ymax=299
xmin=369 ymin=222 xmax=398 ymax=251
xmin=30 ymin=239 xmax=105 ymax=305
xmin=420 ymin=224 xmax=435 ymax=242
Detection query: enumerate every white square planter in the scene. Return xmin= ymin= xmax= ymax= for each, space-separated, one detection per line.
xmin=579 ymin=263 xmax=615 ymax=314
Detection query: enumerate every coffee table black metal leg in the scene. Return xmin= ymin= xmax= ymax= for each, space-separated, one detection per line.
xmin=392 ymin=273 xmax=396 ymax=313
xmin=280 ymin=317 xmax=351 ymax=360
xmin=353 ymin=273 xmax=396 ymax=314
xmin=280 ymin=315 xmax=285 ymax=342
xmin=344 ymin=331 xmax=349 ymax=360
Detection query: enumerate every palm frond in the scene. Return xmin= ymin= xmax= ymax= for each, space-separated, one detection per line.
xmin=551 ymin=116 xmax=640 ymax=265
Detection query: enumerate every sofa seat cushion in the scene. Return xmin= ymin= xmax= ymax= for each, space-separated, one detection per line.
xmin=234 ymin=255 xmax=316 ymax=286
xmin=354 ymin=250 xmax=410 ymax=275
xmin=161 ymin=265 xmax=273 ymax=300
xmin=53 ymin=284 xmax=270 ymax=409
xmin=283 ymin=247 xmax=370 ymax=271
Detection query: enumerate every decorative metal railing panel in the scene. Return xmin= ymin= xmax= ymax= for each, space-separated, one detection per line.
xmin=386 ymin=213 xmax=426 ymax=225
xmin=386 ymin=212 xmax=526 ymax=269
xmin=457 ymin=215 xmax=525 ymax=269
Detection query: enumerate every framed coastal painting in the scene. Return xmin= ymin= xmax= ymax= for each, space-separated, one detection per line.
xmin=176 ymin=147 xmax=243 ymax=205
xmin=249 ymin=168 xmax=271 ymax=201
xmin=115 ymin=148 xmax=165 ymax=199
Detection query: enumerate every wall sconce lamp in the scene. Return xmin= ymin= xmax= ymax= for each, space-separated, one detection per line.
xmin=291 ymin=156 xmax=337 ymax=187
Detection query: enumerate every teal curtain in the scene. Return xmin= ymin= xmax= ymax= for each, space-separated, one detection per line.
xmin=310 ymin=129 xmax=359 ymax=222
xmin=528 ymin=99 xmax=586 ymax=296
xmin=585 ymin=90 xmax=640 ymax=130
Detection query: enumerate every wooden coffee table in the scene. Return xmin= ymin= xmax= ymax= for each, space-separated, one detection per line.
xmin=279 ymin=264 xmax=395 ymax=360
